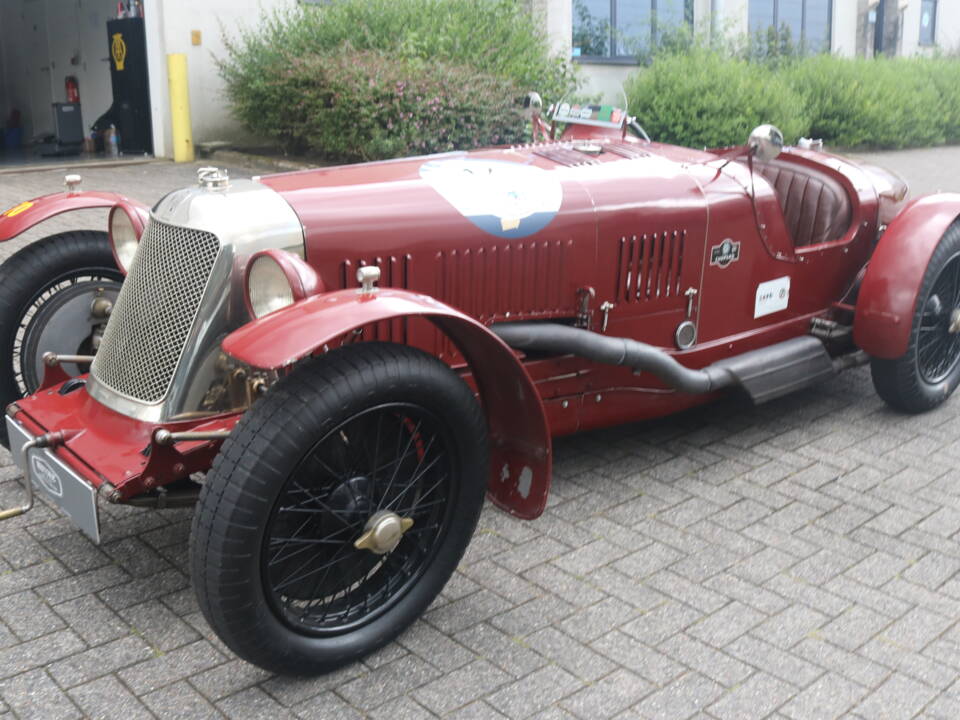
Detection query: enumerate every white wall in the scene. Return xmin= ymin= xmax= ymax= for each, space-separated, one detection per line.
xmin=832 ymin=0 xmax=860 ymax=57
xmin=146 ymin=0 xmax=293 ymax=157
xmin=935 ymin=0 xmax=960 ymax=52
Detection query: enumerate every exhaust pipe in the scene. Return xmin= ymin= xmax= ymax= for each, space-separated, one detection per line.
xmin=491 ymin=322 xmax=839 ymax=404
xmin=492 ymin=322 xmax=736 ymax=394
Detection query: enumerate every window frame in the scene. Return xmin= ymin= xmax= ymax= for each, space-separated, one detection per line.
xmin=919 ymin=0 xmax=937 ymax=47
xmin=572 ymin=0 xmax=694 ymax=63
xmin=747 ymin=0 xmax=834 ymax=54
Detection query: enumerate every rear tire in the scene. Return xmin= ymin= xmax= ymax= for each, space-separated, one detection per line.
xmin=0 ymin=231 xmax=122 ymax=447
xmin=190 ymin=342 xmax=488 ymax=675
xmin=871 ymin=222 xmax=960 ymax=413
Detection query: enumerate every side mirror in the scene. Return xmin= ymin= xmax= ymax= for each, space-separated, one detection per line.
xmin=748 ymin=124 xmax=784 ymax=162
xmin=523 ymin=92 xmax=543 ymax=120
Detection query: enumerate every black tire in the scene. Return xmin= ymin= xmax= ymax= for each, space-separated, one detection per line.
xmin=871 ymin=222 xmax=960 ymax=413
xmin=190 ymin=342 xmax=488 ymax=675
xmin=0 ymin=231 xmax=122 ymax=447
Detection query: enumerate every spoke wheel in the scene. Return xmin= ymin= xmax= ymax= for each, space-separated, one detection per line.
xmin=916 ymin=252 xmax=960 ymax=384
xmin=0 ymin=231 xmax=121 ymax=448
xmin=263 ymin=403 xmax=455 ymax=636
xmin=191 ymin=343 xmax=488 ymax=675
xmin=872 ymin=223 xmax=960 ymax=413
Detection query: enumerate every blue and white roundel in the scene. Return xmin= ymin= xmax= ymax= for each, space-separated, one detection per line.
xmin=419 ymin=158 xmax=563 ymax=239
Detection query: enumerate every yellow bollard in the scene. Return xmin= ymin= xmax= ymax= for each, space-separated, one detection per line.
xmin=167 ymin=54 xmax=195 ymax=163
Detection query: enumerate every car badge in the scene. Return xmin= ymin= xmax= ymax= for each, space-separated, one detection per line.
xmin=710 ymin=238 xmax=741 ymax=268
xmin=30 ymin=456 xmax=63 ymax=498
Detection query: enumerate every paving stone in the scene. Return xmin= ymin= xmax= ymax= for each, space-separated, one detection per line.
xmin=591 ymin=631 xmax=685 ymax=686
xmin=143 ymin=680 xmax=223 ymax=719
xmin=750 ymin=604 xmax=829 ymax=649
xmin=0 ymin=668 xmax=81 ymax=720
xmin=337 ymin=655 xmax=441 ymax=711
xmin=634 ymin=672 xmax=724 ymax=720
xmin=0 ymin=629 xmax=85 ymax=679
xmin=560 ymin=668 xmax=652 ymax=719
xmin=853 ymin=673 xmax=939 ymax=719
xmin=658 ymin=633 xmax=753 ymax=688
xmin=489 ymin=594 xmax=575 ymax=637
xmin=218 ymin=686 xmax=296 ymax=720
xmin=557 ymin=595 xmax=638 ymax=643
xmin=52 ymin=594 xmax=130 ymax=646
xmin=68 ymin=674 xmax=154 ymax=720
xmin=48 ymin=634 xmax=154 ymax=688
xmin=707 ymin=671 xmax=794 ymax=720
xmin=819 ymin=604 xmax=892 ymax=652
xmin=778 ymin=673 xmax=867 ymax=720
xmin=724 ymin=635 xmax=823 ymax=688
xmin=34 ymin=565 xmax=130 ymax=605
xmin=453 ymin=623 xmax=549 ymax=679
xmin=0 ymin=589 xmax=64 ymax=641
xmin=525 ymin=626 xmax=617 ymax=682
xmin=486 ymin=665 xmax=583 ymax=719
xmin=412 ymin=659 xmax=511 ymax=715
xmin=119 ymin=599 xmax=200 ymax=652
xmin=118 ymin=640 xmax=226 ymax=694
xmin=687 ymin=601 xmax=766 ymax=647
xmin=293 ymin=691 xmax=365 ymax=720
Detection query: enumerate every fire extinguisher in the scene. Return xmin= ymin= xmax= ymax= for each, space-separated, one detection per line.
xmin=65 ymin=76 xmax=79 ymax=104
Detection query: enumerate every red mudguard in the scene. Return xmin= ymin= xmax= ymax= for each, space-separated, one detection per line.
xmin=855 ymin=193 xmax=960 ymax=359
xmin=0 ymin=191 xmax=146 ymax=242
xmin=222 ymin=288 xmax=553 ymax=520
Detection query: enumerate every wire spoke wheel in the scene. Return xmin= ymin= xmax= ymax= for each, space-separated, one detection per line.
xmin=191 ymin=343 xmax=488 ymax=675
xmin=917 ymin=252 xmax=960 ymax=384
xmin=263 ymin=403 xmax=455 ymax=636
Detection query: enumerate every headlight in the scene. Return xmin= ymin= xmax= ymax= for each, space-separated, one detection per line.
xmin=245 ymin=250 xmax=323 ymax=319
xmin=108 ymin=204 xmax=145 ymax=273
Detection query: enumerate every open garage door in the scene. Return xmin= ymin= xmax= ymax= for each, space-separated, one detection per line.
xmin=1 ymin=0 xmax=150 ymax=167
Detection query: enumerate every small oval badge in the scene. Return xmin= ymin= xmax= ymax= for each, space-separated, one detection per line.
xmin=30 ymin=455 xmax=63 ymax=498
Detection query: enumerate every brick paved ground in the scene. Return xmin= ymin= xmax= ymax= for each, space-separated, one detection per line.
xmin=1 ymin=149 xmax=960 ymax=719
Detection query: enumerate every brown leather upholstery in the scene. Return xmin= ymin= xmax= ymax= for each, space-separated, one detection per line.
xmin=755 ymin=159 xmax=852 ymax=247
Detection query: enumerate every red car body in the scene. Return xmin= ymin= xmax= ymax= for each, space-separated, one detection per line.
xmin=1 ymin=119 xmax=954 ymax=523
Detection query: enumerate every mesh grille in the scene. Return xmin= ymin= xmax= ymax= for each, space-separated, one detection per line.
xmin=91 ymin=220 xmax=221 ymax=403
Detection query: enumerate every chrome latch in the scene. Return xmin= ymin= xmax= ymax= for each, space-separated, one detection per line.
xmin=684 ymin=287 xmax=698 ymax=319
xmin=599 ymin=301 xmax=615 ymax=332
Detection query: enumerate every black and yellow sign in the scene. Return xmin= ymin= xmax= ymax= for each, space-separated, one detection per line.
xmin=111 ymin=32 xmax=127 ymax=71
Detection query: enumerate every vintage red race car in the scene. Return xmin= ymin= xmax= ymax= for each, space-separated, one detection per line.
xmin=0 ymin=96 xmax=955 ymax=674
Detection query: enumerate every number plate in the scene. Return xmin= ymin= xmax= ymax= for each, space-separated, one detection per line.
xmin=5 ymin=417 xmax=100 ymax=543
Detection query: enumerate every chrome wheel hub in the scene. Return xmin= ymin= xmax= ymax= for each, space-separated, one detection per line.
xmin=354 ymin=510 xmax=414 ymax=555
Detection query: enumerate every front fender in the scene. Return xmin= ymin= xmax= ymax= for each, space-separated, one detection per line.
xmin=222 ymin=288 xmax=552 ymax=520
xmin=855 ymin=193 xmax=960 ymax=358
xmin=0 ymin=191 xmax=146 ymax=242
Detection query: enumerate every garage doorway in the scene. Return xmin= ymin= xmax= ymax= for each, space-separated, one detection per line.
xmin=0 ymin=0 xmax=154 ymax=169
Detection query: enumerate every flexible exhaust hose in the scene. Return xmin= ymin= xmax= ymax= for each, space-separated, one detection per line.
xmin=491 ymin=322 xmax=737 ymax=394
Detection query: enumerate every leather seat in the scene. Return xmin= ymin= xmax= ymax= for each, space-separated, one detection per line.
xmin=755 ymin=159 xmax=852 ymax=247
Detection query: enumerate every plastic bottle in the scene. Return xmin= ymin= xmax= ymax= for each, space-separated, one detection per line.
xmin=107 ymin=126 xmax=120 ymax=158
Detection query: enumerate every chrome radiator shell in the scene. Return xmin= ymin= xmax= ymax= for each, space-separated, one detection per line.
xmin=87 ymin=179 xmax=304 ymax=422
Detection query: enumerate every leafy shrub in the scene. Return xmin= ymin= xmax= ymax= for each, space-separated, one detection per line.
xmin=248 ymin=50 xmax=525 ymax=162
xmin=786 ymin=55 xmax=945 ymax=149
xmin=625 ymin=50 xmax=810 ymax=148
xmin=627 ymin=47 xmax=960 ymax=151
xmin=220 ymin=0 xmax=576 ymax=159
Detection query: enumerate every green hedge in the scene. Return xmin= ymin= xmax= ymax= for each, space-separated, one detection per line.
xmin=625 ymin=51 xmax=810 ymax=150
xmin=220 ymin=0 xmax=576 ymax=160
xmin=627 ymin=51 xmax=960 ymax=150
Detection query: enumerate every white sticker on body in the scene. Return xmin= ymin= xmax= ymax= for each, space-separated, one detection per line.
xmin=754 ymin=276 xmax=790 ymax=318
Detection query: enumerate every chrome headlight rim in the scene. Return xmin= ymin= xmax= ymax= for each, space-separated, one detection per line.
xmin=108 ymin=203 xmax=146 ymax=274
xmin=245 ymin=249 xmax=322 ymax=320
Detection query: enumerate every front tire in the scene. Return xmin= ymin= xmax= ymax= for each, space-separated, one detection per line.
xmin=872 ymin=222 xmax=960 ymax=413
xmin=190 ymin=343 xmax=488 ymax=675
xmin=0 ymin=231 xmax=122 ymax=447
